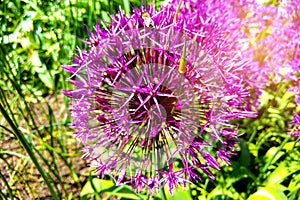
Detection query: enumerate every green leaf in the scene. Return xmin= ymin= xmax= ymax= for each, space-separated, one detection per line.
xmin=247 ymin=187 xmax=287 ymax=200
xmin=31 ymin=51 xmax=42 ymax=67
xmin=33 ymin=64 xmax=55 ymax=89
xmin=80 ymin=178 xmax=114 ymax=197
xmin=112 ymin=192 xmax=142 ymax=200
xmin=38 ymin=72 xmax=54 ymax=89
xmin=267 ymin=108 xmax=280 ymax=114
xmin=265 ymin=161 xmax=299 ymax=186
xmin=264 ymin=147 xmax=285 ymax=166
xmin=238 ymin=139 xmax=251 ymax=167
xmin=248 ymin=142 xmax=258 ymax=157
xmin=165 ymin=185 xmax=192 ymax=200
xmin=283 ymin=142 xmax=296 ymax=151
xmin=101 ymin=11 xmax=111 ymax=22
xmin=207 ymin=185 xmax=239 ymax=200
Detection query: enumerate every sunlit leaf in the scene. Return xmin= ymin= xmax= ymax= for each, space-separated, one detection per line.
xmin=247 ymin=187 xmax=287 ymax=200
xmin=165 ymin=185 xmax=192 ymax=200
xmin=265 ymin=161 xmax=299 ymax=186
xmin=264 ymin=147 xmax=285 ymax=166
xmin=80 ymin=178 xmax=114 ymax=197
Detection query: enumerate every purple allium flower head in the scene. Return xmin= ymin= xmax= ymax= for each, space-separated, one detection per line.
xmin=63 ymin=3 xmax=255 ymax=195
xmin=238 ymin=0 xmax=300 ymax=108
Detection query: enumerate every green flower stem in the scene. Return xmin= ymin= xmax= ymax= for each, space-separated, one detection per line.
xmin=173 ymin=0 xmax=183 ymax=22
xmin=160 ymin=186 xmax=167 ymax=200
xmin=248 ymin=129 xmax=258 ymax=144
xmin=156 ymin=138 xmax=167 ymax=200
xmin=123 ymin=0 xmax=130 ymax=16
xmin=147 ymin=194 xmax=153 ymax=200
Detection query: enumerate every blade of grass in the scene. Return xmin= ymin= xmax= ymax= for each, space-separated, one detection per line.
xmin=0 ymin=151 xmax=31 ymax=161
xmin=261 ymin=136 xmax=290 ymax=173
xmin=1 ymin=64 xmax=65 ymax=197
xmin=0 ymin=87 xmax=18 ymax=126
xmin=0 ymin=172 xmax=14 ymax=200
xmin=0 ymin=125 xmax=14 ymax=135
xmin=0 ymin=103 xmax=60 ymax=200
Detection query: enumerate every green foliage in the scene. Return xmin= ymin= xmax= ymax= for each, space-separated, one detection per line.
xmin=0 ymin=0 xmax=299 ymax=199
xmin=183 ymin=79 xmax=300 ymax=200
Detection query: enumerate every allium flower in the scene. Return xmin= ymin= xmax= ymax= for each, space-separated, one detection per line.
xmin=229 ymin=0 xmax=300 ymax=109
xmin=63 ymin=4 xmax=255 ymax=195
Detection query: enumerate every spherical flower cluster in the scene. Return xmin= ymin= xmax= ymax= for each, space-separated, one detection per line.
xmin=63 ymin=4 xmax=256 ymax=195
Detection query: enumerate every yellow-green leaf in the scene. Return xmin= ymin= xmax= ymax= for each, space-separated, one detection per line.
xmin=80 ymin=178 xmax=114 ymax=197
xmin=247 ymin=187 xmax=287 ymax=200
